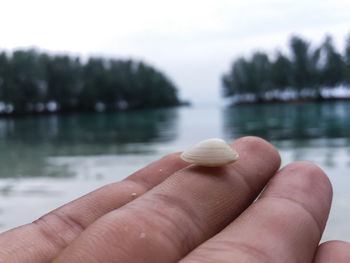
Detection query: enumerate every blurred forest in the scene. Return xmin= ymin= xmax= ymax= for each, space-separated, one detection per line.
xmin=0 ymin=50 xmax=180 ymax=114
xmin=222 ymin=34 xmax=350 ymax=103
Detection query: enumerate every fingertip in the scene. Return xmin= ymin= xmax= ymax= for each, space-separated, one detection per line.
xmin=161 ymin=152 xmax=182 ymax=161
xmin=319 ymin=240 xmax=350 ymax=249
xmin=159 ymin=152 xmax=189 ymax=168
xmin=278 ymin=161 xmax=333 ymax=205
xmin=260 ymin=161 xmax=333 ymax=236
xmin=231 ymin=136 xmax=281 ymax=174
xmin=283 ymin=161 xmax=328 ymax=179
xmin=315 ymin=240 xmax=350 ymax=263
xmin=126 ymin=151 xmax=189 ymax=187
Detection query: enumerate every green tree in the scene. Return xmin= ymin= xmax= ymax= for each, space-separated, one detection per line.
xmin=0 ymin=49 xmax=180 ymax=114
xmin=271 ymin=52 xmax=292 ymax=90
xmin=320 ymin=36 xmax=345 ymax=87
xmin=6 ymin=50 xmax=47 ymax=112
xmin=222 ymin=57 xmax=250 ymax=96
xmin=133 ymin=62 xmax=179 ymax=108
xmin=250 ymin=52 xmax=272 ymax=99
xmin=0 ymin=52 xmax=7 ymax=102
xmin=79 ymin=58 xmax=108 ymax=110
xmin=289 ymin=36 xmax=313 ymax=92
xmin=222 ymin=33 xmax=350 ymax=103
xmin=222 ymin=53 xmax=272 ymax=99
xmin=46 ymin=55 xmax=82 ymax=110
xmin=345 ymin=35 xmax=350 ymax=84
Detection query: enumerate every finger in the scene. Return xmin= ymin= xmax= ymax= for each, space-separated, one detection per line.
xmin=0 ymin=153 xmax=188 ymax=263
xmin=52 ymin=137 xmax=281 ymax=263
xmin=314 ymin=240 xmax=350 ymax=263
xmin=181 ymin=162 xmax=333 ymax=263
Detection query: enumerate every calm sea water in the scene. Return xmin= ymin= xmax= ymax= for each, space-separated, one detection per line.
xmin=1 ymin=102 xmax=350 ymax=242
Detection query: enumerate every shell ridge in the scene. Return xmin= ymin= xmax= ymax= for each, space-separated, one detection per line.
xmin=181 ymin=138 xmax=239 ymax=167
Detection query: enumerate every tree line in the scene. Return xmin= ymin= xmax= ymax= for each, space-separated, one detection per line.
xmin=222 ymin=34 xmax=350 ymax=103
xmin=0 ymin=50 xmax=180 ymax=114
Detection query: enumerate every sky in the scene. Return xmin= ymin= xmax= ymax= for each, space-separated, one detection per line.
xmin=1 ymin=0 xmax=350 ymax=105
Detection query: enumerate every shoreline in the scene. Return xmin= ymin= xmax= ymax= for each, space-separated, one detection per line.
xmin=0 ymin=103 xmax=191 ymax=118
xmin=230 ymin=97 xmax=350 ymax=106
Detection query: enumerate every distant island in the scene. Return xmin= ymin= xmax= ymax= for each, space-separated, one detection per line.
xmin=0 ymin=50 xmax=182 ymax=115
xmin=222 ymin=34 xmax=350 ymax=104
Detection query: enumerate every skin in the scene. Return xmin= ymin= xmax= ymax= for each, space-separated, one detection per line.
xmin=0 ymin=136 xmax=349 ymax=263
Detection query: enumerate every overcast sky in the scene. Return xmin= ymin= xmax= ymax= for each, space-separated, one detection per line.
xmin=1 ymin=0 xmax=350 ymax=105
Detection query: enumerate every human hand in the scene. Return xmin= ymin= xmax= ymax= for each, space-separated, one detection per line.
xmin=0 ymin=137 xmax=349 ymax=263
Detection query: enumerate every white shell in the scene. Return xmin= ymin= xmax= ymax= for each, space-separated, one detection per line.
xmin=181 ymin=138 xmax=239 ymax=167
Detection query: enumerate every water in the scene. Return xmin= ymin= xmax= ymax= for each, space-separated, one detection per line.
xmin=0 ymin=102 xmax=350 ymax=242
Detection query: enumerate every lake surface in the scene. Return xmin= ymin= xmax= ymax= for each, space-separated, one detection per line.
xmin=1 ymin=102 xmax=350 ymax=242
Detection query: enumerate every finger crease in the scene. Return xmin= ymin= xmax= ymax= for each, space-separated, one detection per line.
xmin=141 ymin=193 xmax=205 ymax=252
xmin=33 ymin=211 xmax=85 ymax=249
xmin=203 ymin=240 xmax=272 ymax=263
xmin=234 ymin=169 xmax=255 ymax=196
xmin=262 ymin=195 xmax=322 ymax=236
xmin=125 ymin=177 xmax=153 ymax=192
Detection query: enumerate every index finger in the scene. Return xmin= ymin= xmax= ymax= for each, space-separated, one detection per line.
xmin=0 ymin=153 xmax=189 ymax=263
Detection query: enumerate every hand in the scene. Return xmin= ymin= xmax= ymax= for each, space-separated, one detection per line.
xmin=0 ymin=137 xmax=349 ymax=263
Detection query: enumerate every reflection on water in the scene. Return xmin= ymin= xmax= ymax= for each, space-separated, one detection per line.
xmin=223 ymin=102 xmax=350 ymax=143
xmin=0 ymin=108 xmax=178 ymax=146
xmin=223 ymin=101 xmax=350 ymax=169
xmin=0 ymin=108 xmax=178 ymax=178
xmin=1 ymin=102 xmax=350 ymax=241
xmin=223 ymin=102 xmax=350 ymax=241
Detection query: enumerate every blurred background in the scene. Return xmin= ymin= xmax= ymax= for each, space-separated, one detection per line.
xmin=1 ymin=0 xmax=350 ymax=242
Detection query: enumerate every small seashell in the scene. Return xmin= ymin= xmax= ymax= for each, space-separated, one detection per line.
xmin=181 ymin=138 xmax=239 ymax=167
